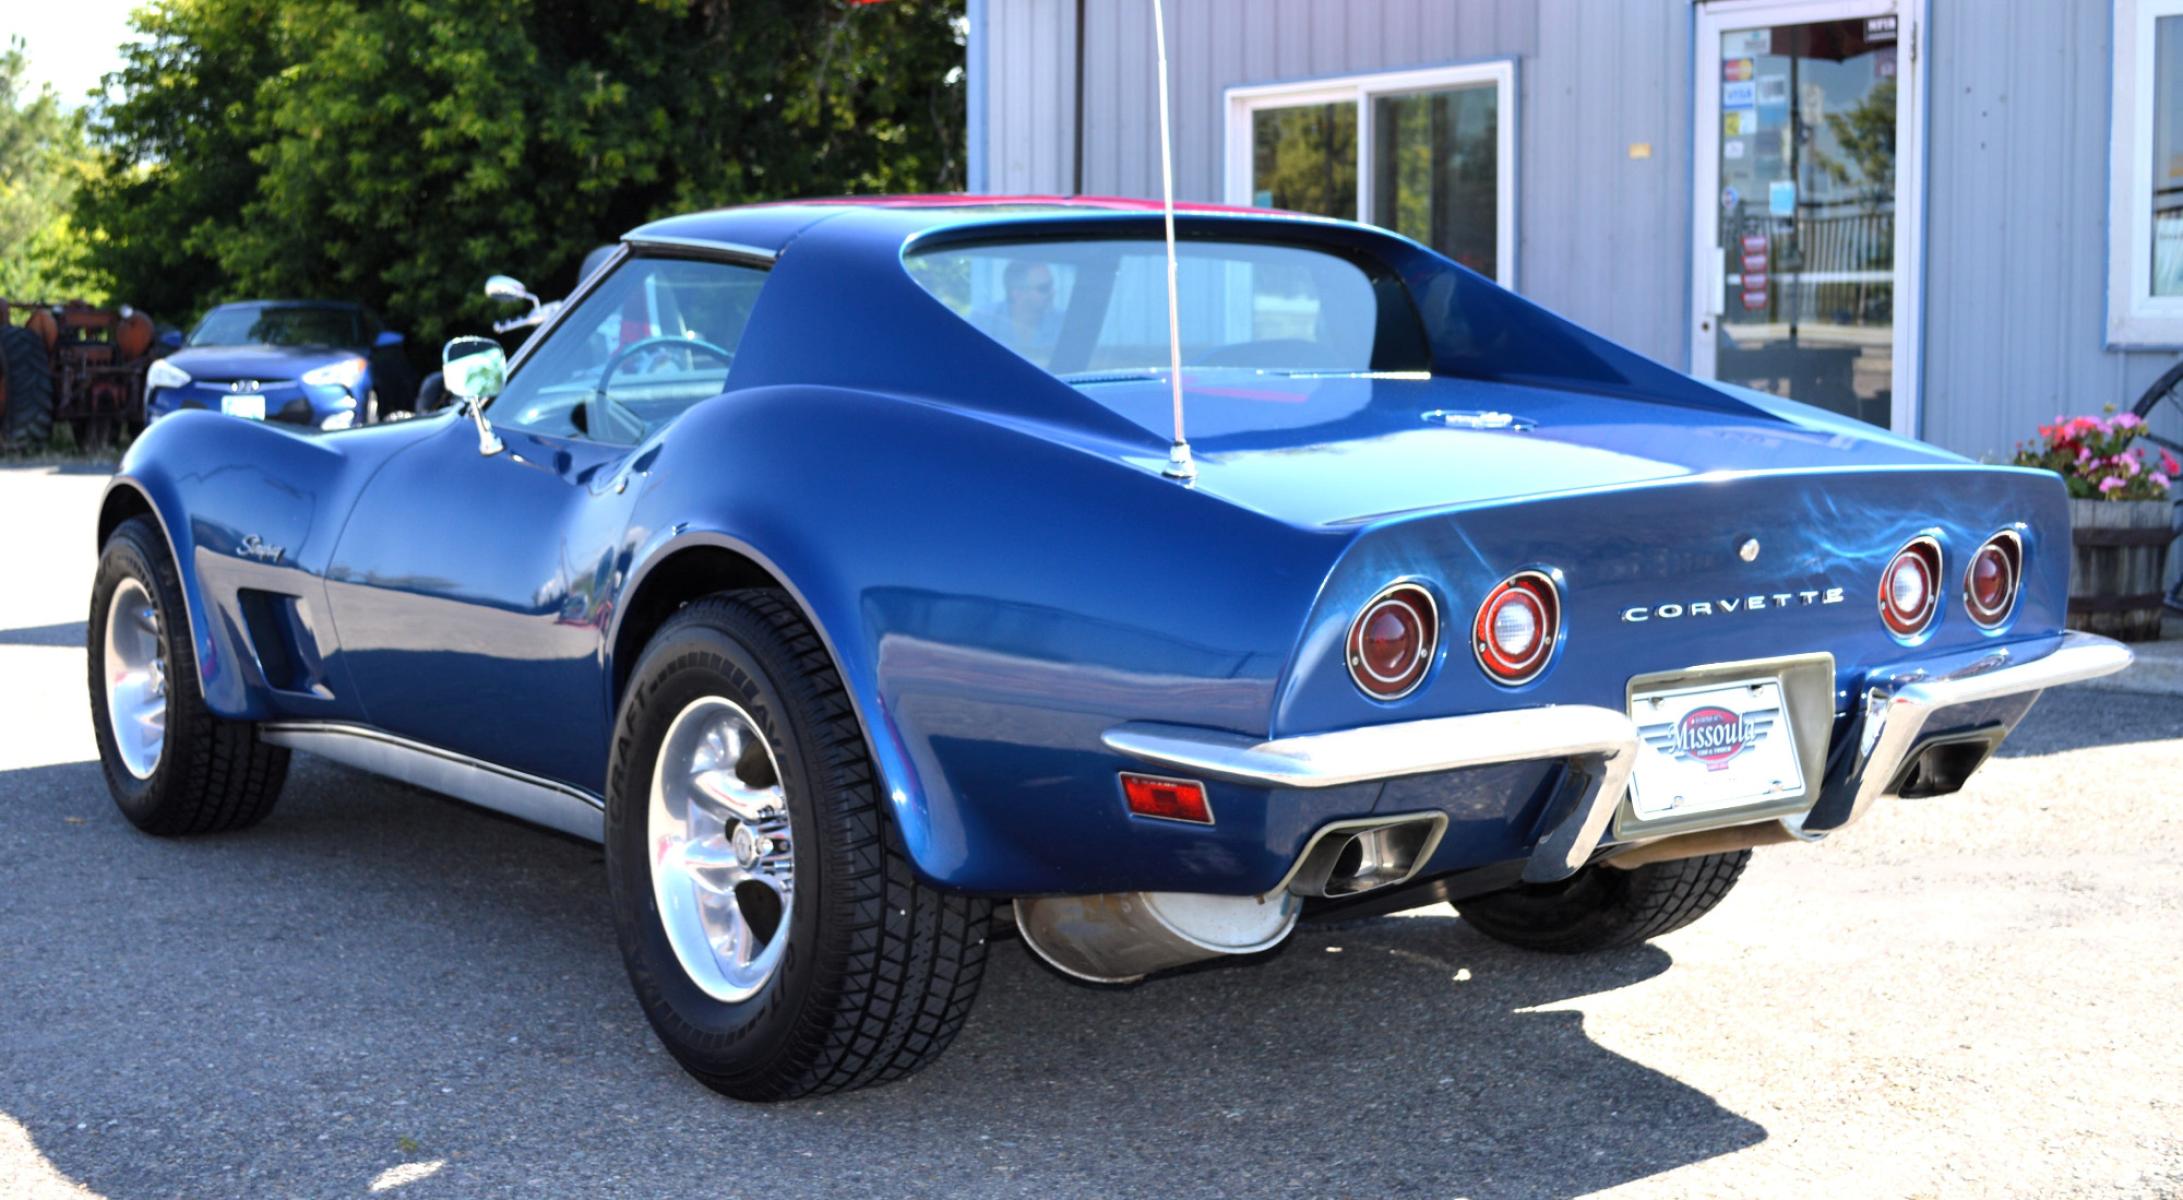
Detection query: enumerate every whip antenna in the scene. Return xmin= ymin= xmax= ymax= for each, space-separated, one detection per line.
xmin=1151 ymin=0 xmax=1196 ymax=482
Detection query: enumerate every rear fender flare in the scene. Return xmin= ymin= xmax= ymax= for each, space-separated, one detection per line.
xmin=608 ymin=526 xmax=937 ymax=878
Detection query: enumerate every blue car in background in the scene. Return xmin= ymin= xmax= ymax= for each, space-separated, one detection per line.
xmin=86 ymin=198 xmax=2133 ymax=1102
xmin=144 ymin=300 xmax=416 ymax=430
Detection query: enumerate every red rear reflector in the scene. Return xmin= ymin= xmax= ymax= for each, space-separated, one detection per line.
xmin=1121 ymin=773 xmax=1213 ymax=824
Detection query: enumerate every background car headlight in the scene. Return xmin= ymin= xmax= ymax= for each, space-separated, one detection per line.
xmin=302 ymin=356 xmax=368 ymax=391
xmin=319 ymin=410 xmax=357 ymax=431
xmin=145 ymin=359 xmax=190 ymax=390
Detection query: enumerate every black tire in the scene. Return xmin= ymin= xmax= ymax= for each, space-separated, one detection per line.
xmin=605 ymin=590 xmax=991 ymax=1101
xmin=1 ymin=325 xmax=55 ymax=452
xmin=88 ymin=516 xmax=290 ymax=835
xmin=1454 ymin=851 xmax=1751 ymax=954
xmin=2132 ymin=358 xmax=2183 ymax=458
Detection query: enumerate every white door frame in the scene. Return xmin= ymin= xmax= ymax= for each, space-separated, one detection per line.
xmin=1223 ymin=61 xmax=1519 ymax=291
xmin=1690 ymin=0 xmax=1928 ymax=437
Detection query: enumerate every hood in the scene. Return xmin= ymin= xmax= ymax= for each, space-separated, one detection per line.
xmin=166 ymin=344 xmax=363 ymax=381
xmin=1069 ymin=372 xmax=1963 ymax=527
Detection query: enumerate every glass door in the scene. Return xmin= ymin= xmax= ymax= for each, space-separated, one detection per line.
xmin=1692 ymin=1 xmax=1923 ymax=432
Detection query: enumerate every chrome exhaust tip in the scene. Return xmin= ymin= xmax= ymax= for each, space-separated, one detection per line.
xmin=1282 ymin=812 xmax=1448 ymax=899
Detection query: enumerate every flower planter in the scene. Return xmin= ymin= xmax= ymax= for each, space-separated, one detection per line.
xmin=2067 ymin=498 xmax=2173 ymax=642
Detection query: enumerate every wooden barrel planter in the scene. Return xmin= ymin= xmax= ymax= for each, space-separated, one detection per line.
xmin=2067 ymin=498 xmax=2174 ymax=642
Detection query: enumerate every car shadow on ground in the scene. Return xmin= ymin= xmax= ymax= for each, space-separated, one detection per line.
xmin=0 ymin=756 xmax=1763 ymax=1199
xmin=1990 ymin=683 xmax=2182 ymax=756
xmin=0 ymin=620 xmax=86 ymax=647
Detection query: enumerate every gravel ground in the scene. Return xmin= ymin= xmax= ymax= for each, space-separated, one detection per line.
xmin=2 ymin=464 xmax=2180 ymax=1200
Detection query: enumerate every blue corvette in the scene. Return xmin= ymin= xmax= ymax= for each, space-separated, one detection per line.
xmin=145 ymin=300 xmax=417 ymax=430
xmin=87 ymin=197 xmax=2130 ymax=1101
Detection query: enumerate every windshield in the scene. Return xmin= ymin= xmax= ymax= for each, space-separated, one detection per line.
xmin=189 ymin=304 xmax=361 ymax=348
xmin=904 ymin=238 xmax=1427 ymax=378
xmin=490 ymin=256 xmax=767 ymax=444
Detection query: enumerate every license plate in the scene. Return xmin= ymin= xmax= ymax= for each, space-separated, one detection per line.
xmin=1627 ymin=676 xmax=1805 ymax=822
xmin=220 ymin=394 xmax=266 ymax=420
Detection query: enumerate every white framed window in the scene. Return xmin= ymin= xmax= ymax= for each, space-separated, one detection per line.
xmin=1223 ymin=62 xmax=1517 ymax=290
xmin=2110 ymin=0 xmax=2183 ymax=346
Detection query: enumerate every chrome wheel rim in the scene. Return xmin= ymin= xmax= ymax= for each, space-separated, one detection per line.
xmin=647 ymin=697 xmax=796 ymax=1003
xmin=102 ymin=578 xmax=167 ymax=780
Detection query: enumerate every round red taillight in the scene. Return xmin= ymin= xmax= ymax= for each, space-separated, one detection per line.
xmin=1963 ymin=532 xmax=2022 ymax=628
xmin=1473 ymin=572 xmax=1560 ymax=685
xmin=1880 ymin=537 xmax=1942 ymax=638
xmin=1347 ymin=584 xmax=1437 ymax=699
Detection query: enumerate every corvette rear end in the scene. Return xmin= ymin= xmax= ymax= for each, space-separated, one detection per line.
xmin=1009 ymin=428 xmax=2129 ymax=979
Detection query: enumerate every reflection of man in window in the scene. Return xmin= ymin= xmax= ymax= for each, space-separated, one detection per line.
xmin=972 ymin=260 xmax=1062 ymax=355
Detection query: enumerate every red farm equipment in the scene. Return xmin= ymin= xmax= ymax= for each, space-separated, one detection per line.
xmin=0 ymin=299 xmax=166 ymax=452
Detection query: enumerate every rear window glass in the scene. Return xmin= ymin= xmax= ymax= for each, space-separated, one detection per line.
xmin=905 ymin=239 xmax=1426 ymax=379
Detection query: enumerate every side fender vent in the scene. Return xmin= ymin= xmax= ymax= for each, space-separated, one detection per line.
xmin=237 ymin=589 xmax=332 ymax=698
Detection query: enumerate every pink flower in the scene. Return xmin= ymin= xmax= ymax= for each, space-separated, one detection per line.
xmin=2115 ymin=412 xmax=2144 ymax=429
xmin=2099 ymin=475 xmax=2127 ymax=494
xmin=2123 ymin=453 xmax=2142 ymax=476
xmin=2078 ymin=447 xmax=2093 ymax=463
xmin=2154 ymin=472 xmax=2174 ymax=490
xmin=2164 ymin=451 xmax=2181 ymax=475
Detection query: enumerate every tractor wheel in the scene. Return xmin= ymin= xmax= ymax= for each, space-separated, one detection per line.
xmin=0 ymin=326 xmax=55 ymax=453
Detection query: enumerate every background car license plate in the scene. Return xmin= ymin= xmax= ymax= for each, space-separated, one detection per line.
xmin=220 ymin=394 xmax=267 ymax=420
xmin=1628 ymin=677 xmax=1805 ymax=822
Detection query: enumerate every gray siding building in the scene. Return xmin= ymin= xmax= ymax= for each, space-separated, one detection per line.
xmin=965 ymin=0 xmax=2183 ymax=462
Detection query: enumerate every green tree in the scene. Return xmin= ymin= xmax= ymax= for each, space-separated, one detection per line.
xmin=79 ymin=0 xmax=965 ymax=346
xmin=0 ymin=37 xmax=103 ymax=301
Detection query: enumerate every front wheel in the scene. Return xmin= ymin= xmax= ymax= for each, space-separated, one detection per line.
xmin=1454 ymin=851 xmax=1751 ymax=954
xmin=604 ymin=590 xmax=991 ymax=1101
xmin=88 ymin=516 xmax=290 ymax=834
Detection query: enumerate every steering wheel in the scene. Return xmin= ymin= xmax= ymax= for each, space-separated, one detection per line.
xmin=589 ymin=334 xmax=736 ymax=442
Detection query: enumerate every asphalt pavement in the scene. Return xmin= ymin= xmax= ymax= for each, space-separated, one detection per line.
xmin=2 ymin=463 xmax=2180 ymax=1199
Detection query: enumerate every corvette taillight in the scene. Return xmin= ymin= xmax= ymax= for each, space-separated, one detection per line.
xmin=1347 ymin=583 xmax=1437 ymax=700
xmin=1963 ymin=531 xmax=2023 ymax=628
xmin=1474 ymin=572 xmax=1559 ymax=685
xmin=1880 ymin=537 xmax=1942 ymax=638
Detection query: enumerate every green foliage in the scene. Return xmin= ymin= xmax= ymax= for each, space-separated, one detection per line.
xmin=77 ymin=0 xmax=965 ymax=348
xmin=0 ymin=37 xmax=104 ymax=302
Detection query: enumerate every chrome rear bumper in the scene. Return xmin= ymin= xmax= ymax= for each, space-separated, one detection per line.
xmin=1103 ymin=706 xmax=1639 ymax=884
xmin=1103 ymin=631 xmax=2133 ymax=884
xmin=1797 ymin=630 xmax=2133 ymax=832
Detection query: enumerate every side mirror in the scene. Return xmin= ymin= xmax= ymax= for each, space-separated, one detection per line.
xmin=374 ymin=330 xmax=404 ymax=349
xmin=484 ymin=275 xmax=536 ymax=305
xmin=441 ymin=336 xmax=507 ymax=456
xmin=157 ymin=329 xmax=183 ymax=350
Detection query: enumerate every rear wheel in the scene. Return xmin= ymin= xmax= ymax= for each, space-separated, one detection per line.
xmin=0 ymin=325 xmax=54 ymax=452
xmin=88 ymin=516 xmax=289 ymax=834
xmin=605 ymin=590 xmax=991 ymax=1101
xmin=1454 ymin=851 xmax=1751 ymax=954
